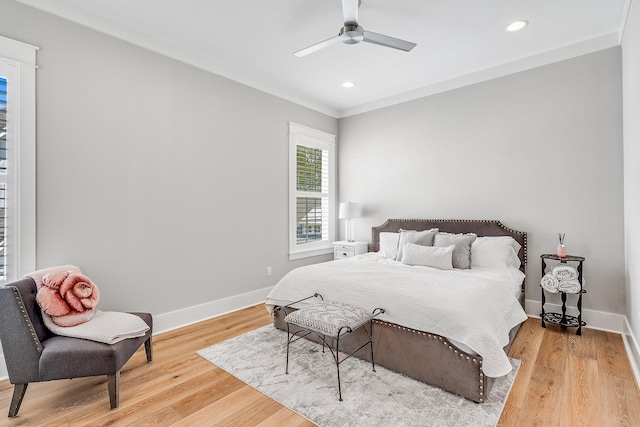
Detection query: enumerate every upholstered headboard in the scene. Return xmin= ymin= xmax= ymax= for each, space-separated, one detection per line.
xmin=370 ymin=219 xmax=527 ymax=272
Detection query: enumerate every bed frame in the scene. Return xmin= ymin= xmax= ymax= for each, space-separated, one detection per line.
xmin=273 ymin=219 xmax=527 ymax=403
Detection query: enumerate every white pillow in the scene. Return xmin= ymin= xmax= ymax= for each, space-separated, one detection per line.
xmin=395 ymin=228 xmax=438 ymax=261
xmin=401 ymin=243 xmax=454 ymax=270
xmin=471 ymin=236 xmax=521 ymax=268
xmin=511 ymin=239 xmax=522 ymax=256
xmin=379 ymin=232 xmax=400 ymax=259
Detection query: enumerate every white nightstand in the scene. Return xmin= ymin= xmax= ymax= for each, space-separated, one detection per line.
xmin=333 ymin=241 xmax=368 ymax=260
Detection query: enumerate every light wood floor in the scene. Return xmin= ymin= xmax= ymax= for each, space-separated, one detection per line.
xmin=0 ymin=306 xmax=638 ymax=426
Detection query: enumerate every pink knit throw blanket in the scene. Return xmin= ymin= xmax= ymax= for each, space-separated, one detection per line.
xmin=36 ymin=271 xmax=101 ymax=327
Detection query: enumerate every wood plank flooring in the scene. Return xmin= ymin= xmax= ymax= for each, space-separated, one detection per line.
xmin=501 ymin=319 xmax=640 ymax=427
xmin=0 ymin=307 xmax=638 ymax=426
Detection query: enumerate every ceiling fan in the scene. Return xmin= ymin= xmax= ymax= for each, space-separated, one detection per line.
xmin=294 ymin=0 xmax=417 ymax=57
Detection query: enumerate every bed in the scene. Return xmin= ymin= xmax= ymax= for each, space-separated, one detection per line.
xmin=266 ymin=219 xmax=527 ymax=403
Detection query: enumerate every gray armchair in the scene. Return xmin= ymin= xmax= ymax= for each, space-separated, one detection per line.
xmin=0 ymin=277 xmax=153 ymax=417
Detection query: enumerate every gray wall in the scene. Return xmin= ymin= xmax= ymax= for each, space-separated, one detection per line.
xmin=338 ymin=48 xmax=624 ymax=314
xmin=0 ymin=0 xmax=336 ymax=315
xmin=623 ymin=2 xmax=640 ymax=354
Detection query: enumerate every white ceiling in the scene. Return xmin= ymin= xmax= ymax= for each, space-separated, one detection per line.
xmin=17 ymin=0 xmax=629 ymax=117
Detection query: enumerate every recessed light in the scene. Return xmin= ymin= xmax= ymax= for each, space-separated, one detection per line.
xmin=506 ymin=20 xmax=528 ymax=32
xmin=342 ymin=81 xmax=355 ymax=88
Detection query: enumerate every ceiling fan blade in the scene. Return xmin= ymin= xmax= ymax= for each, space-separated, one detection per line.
xmin=362 ymin=30 xmax=417 ymax=52
xmin=293 ymin=35 xmax=341 ymax=57
xmin=342 ymin=0 xmax=360 ymax=25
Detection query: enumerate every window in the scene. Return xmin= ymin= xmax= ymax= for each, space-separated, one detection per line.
xmin=289 ymin=122 xmax=336 ymax=260
xmin=0 ymin=76 xmax=7 ymax=279
xmin=0 ymin=36 xmax=37 ymax=282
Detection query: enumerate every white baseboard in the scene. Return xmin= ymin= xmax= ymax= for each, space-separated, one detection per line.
xmin=152 ymin=286 xmax=274 ymax=335
xmin=525 ymin=299 xmax=625 ymax=333
xmin=622 ymin=316 xmax=640 ymax=388
xmin=0 ymin=286 xmax=275 ymax=381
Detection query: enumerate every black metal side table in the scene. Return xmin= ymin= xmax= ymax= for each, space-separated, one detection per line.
xmin=540 ymin=254 xmax=586 ymax=335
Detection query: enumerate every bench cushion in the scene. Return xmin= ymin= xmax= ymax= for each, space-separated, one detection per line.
xmin=285 ymin=301 xmax=373 ymax=337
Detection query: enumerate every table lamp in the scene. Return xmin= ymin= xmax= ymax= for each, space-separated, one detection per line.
xmin=338 ymin=202 xmax=362 ymax=242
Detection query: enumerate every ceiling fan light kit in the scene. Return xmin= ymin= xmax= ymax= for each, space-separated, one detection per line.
xmin=294 ymin=0 xmax=417 ymax=57
xmin=340 ymin=25 xmax=365 ymax=44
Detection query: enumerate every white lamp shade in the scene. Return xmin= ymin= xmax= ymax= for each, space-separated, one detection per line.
xmin=339 ymin=202 xmax=362 ymax=219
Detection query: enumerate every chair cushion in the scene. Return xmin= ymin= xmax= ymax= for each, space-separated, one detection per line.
xmin=39 ymin=312 xmax=152 ymax=381
xmin=285 ymin=301 xmax=373 ymax=338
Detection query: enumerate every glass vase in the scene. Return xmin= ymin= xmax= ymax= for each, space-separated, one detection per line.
xmin=557 ymin=244 xmax=566 ymax=259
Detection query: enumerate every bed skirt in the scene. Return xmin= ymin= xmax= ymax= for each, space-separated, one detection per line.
xmin=273 ymin=308 xmax=520 ymax=403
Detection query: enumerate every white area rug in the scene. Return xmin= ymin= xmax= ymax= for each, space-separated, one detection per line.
xmin=197 ymin=325 xmax=519 ymax=427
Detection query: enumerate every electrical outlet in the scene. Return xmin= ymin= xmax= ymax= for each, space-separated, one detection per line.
xmin=266 ymin=266 xmax=272 ymax=277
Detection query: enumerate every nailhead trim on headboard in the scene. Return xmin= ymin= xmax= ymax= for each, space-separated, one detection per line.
xmin=370 ymin=218 xmax=527 ymax=267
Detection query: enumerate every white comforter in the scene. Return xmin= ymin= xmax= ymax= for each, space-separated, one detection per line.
xmin=265 ymin=252 xmax=527 ymax=377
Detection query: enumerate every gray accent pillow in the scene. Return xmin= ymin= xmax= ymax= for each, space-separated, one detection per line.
xmin=434 ymin=232 xmax=477 ymax=269
xmin=396 ymin=228 xmax=439 ymax=261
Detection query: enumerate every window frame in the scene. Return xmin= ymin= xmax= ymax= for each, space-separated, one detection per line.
xmin=288 ymin=122 xmax=336 ymax=260
xmin=0 ymin=36 xmax=37 ymax=282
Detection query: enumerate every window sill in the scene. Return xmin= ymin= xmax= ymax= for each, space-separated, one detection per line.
xmin=289 ymin=246 xmax=333 ymax=261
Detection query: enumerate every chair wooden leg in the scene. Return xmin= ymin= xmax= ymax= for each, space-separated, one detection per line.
xmin=8 ymin=383 xmax=28 ymax=418
xmin=144 ymin=336 xmax=153 ymax=362
xmin=107 ymin=372 xmax=120 ymax=410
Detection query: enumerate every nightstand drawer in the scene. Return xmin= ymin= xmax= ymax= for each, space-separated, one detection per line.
xmin=332 ymin=241 xmax=367 ymax=260
xmin=334 ymin=246 xmax=355 ymax=259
